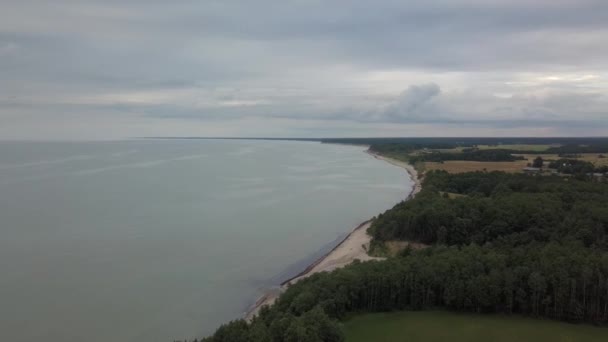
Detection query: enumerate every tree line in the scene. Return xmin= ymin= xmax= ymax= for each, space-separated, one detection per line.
xmin=547 ymin=158 xmax=608 ymax=175
xmin=408 ymin=149 xmax=525 ymax=163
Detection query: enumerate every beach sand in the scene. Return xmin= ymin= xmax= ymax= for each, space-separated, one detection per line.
xmin=245 ymin=149 xmax=420 ymax=321
xmin=244 ymin=220 xmax=379 ymax=321
xmin=365 ymin=150 xmax=422 ymax=198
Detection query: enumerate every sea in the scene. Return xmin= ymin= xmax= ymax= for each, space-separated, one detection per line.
xmin=0 ymin=139 xmax=412 ymax=342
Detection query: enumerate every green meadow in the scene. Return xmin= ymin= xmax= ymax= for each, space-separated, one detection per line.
xmin=476 ymin=144 xmax=553 ymax=151
xmin=344 ymin=311 xmax=608 ymax=342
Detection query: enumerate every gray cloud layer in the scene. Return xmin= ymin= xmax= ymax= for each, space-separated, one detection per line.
xmin=1 ymin=0 xmax=607 ymax=139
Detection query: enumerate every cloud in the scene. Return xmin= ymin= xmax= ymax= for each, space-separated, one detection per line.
xmin=383 ymin=84 xmax=441 ymax=122
xmin=0 ymin=42 xmax=18 ymax=57
xmin=0 ymin=0 xmax=607 ymax=139
xmin=329 ymin=82 xmax=608 ymax=130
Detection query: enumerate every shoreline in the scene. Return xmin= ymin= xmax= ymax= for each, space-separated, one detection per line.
xmin=279 ymin=219 xmax=373 ymax=287
xmin=365 ymin=150 xmax=422 ymax=198
xmin=244 ymin=148 xmax=421 ymax=321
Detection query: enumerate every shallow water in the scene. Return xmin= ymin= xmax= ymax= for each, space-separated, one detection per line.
xmin=0 ymin=139 xmax=411 ymax=342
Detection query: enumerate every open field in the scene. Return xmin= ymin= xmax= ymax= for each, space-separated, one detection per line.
xmin=515 ymin=153 xmax=561 ymax=160
xmin=424 ymin=160 xmax=529 ymax=173
xmin=380 ymin=240 xmax=428 ymax=257
xmin=343 ymin=311 xmax=608 ymax=342
xmin=439 ymin=191 xmax=466 ymax=199
xmin=581 ymin=153 xmax=608 ymax=166
xmin=379 ymin=152 xmax=411 ymax=163
xmin=562 ymin=153 xmax=608 ymax=166
xmin=432 ymin=144 xmax=553 ymax=154
xmin=477 ymin=144 xmax=553 ymax=151
xmin=434 ymin=147 xmax=465 ymax=153
xmin=385 ymin=149 xmax=607 ymax=175
xmin=423 ymin=153 xmax=608 ymax=174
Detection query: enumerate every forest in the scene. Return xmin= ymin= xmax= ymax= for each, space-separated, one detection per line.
xmin=547 ymin=144 xmax=608 ymax=155
xmin=199 ymin=170 xmax=608 ymax=342
xmin=547 ymin=158 xmax=608 ymax=174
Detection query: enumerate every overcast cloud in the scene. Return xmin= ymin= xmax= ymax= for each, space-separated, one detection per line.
xmin=1 ymin=0 xmax=607 ymax=139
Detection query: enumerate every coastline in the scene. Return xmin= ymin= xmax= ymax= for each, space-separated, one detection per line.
xmin=244 ymin=148 xmax=421 ymax=321
xmin=365 ymin=150 xmax=422 ymax=198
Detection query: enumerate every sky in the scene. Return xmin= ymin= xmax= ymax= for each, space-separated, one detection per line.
xmin=1 ymin=0 xmax=607 ymax=139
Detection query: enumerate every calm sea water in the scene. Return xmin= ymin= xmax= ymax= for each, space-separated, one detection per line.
xmin=0 ymin=140 xmax=411 ymax=342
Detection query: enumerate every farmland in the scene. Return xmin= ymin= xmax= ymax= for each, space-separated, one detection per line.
xmin=423 ymin=153 xmax=608 ymax=173
xmin=476 ymin=144 xmax=554 ymax=151
xmin=423 ymin=160 xmax=529 ymax=173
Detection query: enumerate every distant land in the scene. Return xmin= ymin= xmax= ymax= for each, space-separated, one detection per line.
xmin=142 ymin=137 xmax=608 ymax=143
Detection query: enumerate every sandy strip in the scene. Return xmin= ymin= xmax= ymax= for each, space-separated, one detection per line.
xmin=244 ymin=149 xmax=420 ymax=321
xmin=284 ymin=220 xmax=381 ymax=285
xmin=244 ymin=220 xmax=378 ymax=321
xmin=365 ymin=150 xmax=422 ymax=198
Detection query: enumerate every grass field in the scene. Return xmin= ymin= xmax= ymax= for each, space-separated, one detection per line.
xmin=476 ymin=144 xmax=553 ymax=151
xmin=581 ymin=153 xmax=608 ymax=166
xmin=382 ymin=150 xmax=607 ymax=175
xmin=434 ymin=147 xmax=465 ymax=153
xmin=439 ymin=191 xmax=466 ymax=199
xmin=343 ymin=311 xmax=608 ymax=342
xmin=424 ymin=160 xmax=529 ymax=173
xmin=432 ymin=144 xmax=553 ymax=154
xmin=423 ymin=153 xmax=608 ymax=174
xmin=380 ymin=152 xmax=411 ymax=163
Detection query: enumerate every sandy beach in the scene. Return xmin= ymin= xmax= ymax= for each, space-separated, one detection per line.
xmin=365 ymin=150 xmax=422 ymax=198
xmin=245 ymin=149 xmax=420 ymax=321
xmin=244 ymin=220 xmax=380 ymax=320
